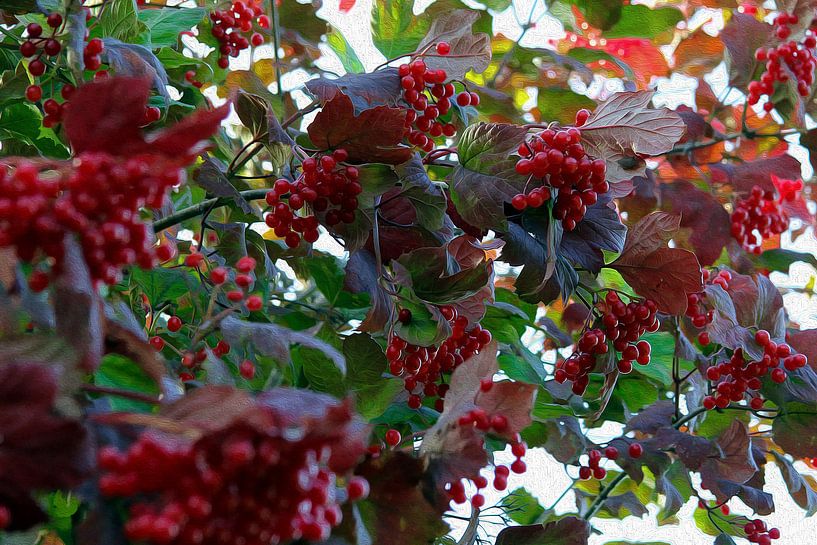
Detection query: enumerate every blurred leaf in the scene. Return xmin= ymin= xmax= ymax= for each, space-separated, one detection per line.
xmin=138 ymin=7 xmax=206 ymax=48
xmin=495 ymin=516 xmax=591 ymax=545
xmin=327 ymin=27 xmax=364 ymax=73
xmin=603 ymin=5 xmax=683 ymax=41
xmin=536 ymin=87 xmax=595 ymax=125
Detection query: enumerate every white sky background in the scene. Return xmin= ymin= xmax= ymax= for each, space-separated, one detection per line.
xmin=198 ymin=0 xmax=817 ymax=542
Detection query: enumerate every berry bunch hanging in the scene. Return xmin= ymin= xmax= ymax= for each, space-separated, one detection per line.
xmin=575 ymin=443 xmax=643 ymax=481
xmin=0 ymin=154 xmax=180 ymax=287
xmin=99 ymin=388 xmax=368 ymax=545
xmin=397 ymin=44 xmax=478 ymax=152
xmin=512 ymin=111 xmax=608 ymax=231
xmin=743 ymin=519 xmax=781 ymax=545
xmin=264 ymin=149 xmax=361 ymax=248
xmin=685 ymin=268 xmax=733 ymax=346
xmin=702 ymin=330 xmax=808 ymax=411
xmin=387 ymin=305 xmax=493 ymax=410
xmin=749 ymin=13 xmax=816 ymax=109
xmin=730 ymin=185 xmax=789 ymax=254
xmin=555 ymin=292 xmax=659 ymax=395
xmin=208 ymin=0 xmax=270 ymax=69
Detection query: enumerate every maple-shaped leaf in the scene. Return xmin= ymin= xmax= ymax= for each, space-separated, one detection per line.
xmin=609 ymin=212 xmax=703 ymax=315
xmin=700 ymin=421 xmax=759 ymax=503
xmin=63 ymin=76 xmax=229 ymax=160
xmin=0 ymin=363 xmax=92 ymax=531
xmin=307 ymin=93 xmax=412 ymax=164
xmin=416 ymin=10 xmax=491 ymax=80
xmin=580 ymin=90 xmax=685 ymax=190
xmin=495 ymin=516 xmax=591 ymax=545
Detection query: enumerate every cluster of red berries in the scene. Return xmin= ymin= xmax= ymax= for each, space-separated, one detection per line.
xmin=99 ymin=398 xmax=368 ymax=544
xmin=555 ymin=292 xmax=658 ymax=395
xmin=0 ymin=154 xmax=183 ymax=289
xmin=576 ymin=443 xmax=643 ymax=480
xmin=398 ymin=45 xmax=478 ymax=152
xmin=448 ymin=401 xmax=527 ymax=507
xmin=743 ymin=519 xmax=781 ymax=545
xmin=264 ymin=149 xmax=360 ymax=248
xmin=686 ymin=269 xmax=733 ymax=346
xmin=208 ymin=1 xmax=269 ymax=69
xmin=149 ymin=255 xmax=264 ymax=381
xmin=702 ymin=329 xmax=808 ymax=411
xmin=387 ymin=306 xmax=493 ymax=411
xmin=512 ymin=112 xmax=608 ymax=231
xmin=772 ymin=174 xmax=804 ymax=203
xmin=749 ymin=13 xmax=816 ymax=109
xmin=730 ymin=185 xmax=790 ymax=254
xmin=20 ymin=11 xmax=115 ymax=127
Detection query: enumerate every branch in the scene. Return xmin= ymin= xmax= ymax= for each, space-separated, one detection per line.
xmin=663 ymin=128 xmax=801 ymax=157
xmin=152 ymin=189 xmax=270 ymax=232
xmin=456 ymin=508 xmax=480 ymax=545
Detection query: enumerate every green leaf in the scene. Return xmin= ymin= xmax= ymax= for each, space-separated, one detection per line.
xmin=0 ymin=102 xmax=41 ymax=142
xmin=138 ymin=7 xmax=206 ymax=49
xmin=537 ymin=87 xmax=595 ymax=125
xmin=500 ymin=488 xmax=546 ymax=525
xmin=343 ymin=333 xmax=387 ymax=389
xmin=97 ymin=0 xmax=143 ymax=43
xmin=155 ymin=47 xmax=207 ymax=69
xmin=603 ymin=5 xmax=683 ymax=41
xmin=756 ymin=248 xmax=817 ymax=272
xmin=772 ymin=402 xmax=817 ymax=458
xmin=293 ymin=343 xmax=346 ymax=397
xmin=356 ymin=378 xmax=403 ymax=420
xmin=393 ymin=296 xmax=449 ymax=347
xmin=371 ymin=0 xmax=431 ymax=58
xmin=129 ymin=266 xmax=197 ymax=304
xmin=327 ymin=26 xmax=364 ymax=73
xmin=714 ymin=534 xmax=738 ymax=545
xmin=94 ymin=354 xmax=160 ymax=412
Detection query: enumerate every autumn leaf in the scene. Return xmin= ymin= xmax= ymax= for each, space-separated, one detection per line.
xmin=307 ymin=93 xmax=412 ymax=164
xmin=416 ymin=10 xmax=491 ymax=80
xmin=609 ymin=212 xmax=703 ymax=314
xmin=580 ymin=91 xmax=685 ymax=190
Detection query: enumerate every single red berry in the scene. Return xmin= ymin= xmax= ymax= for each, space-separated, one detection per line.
xmin=167 ymin=315 xmax=182 ymax=332
xmin=20 ymin=40 xmax=36 ymax=57
xmin=398 ymin=308 xmax=412 ymax=323
xmin=236 ymin=255 xmax=256 ymax=272
xmin=47 ymin=13 xmax=63 ymax=28
xmin=239 ymin=359 xmax=255 ymax=379
xmin=29 ymin=59 xmax=46 ymax=76
xmin=436 ymin=41 xmax=450 ymax=55
xmin=246 ymin=294 xmax=263 ymax=311
xmin=385 ymin=429 xmax=401 ymax=447
xmin=604 ymin=446 xmax=618 ymax=460
xmin=150 ymin=336 xmax=165 ymax=351
xmin=755 ymin=329 xmax=771 ymax=346
xmin=628 ymin=443 xmax=643 ymax=458
xmin=25 ymin=84 xmax=42 ymax=102
xmin=455 ymin=92 xmax=471 ymax=106
xmin=347 ymin=477 xmax=369 ymax=501
xmin=210 ymin=267 xmax=228 ymax=284
xmin=26 ymin=23 xmax=42 ymax=38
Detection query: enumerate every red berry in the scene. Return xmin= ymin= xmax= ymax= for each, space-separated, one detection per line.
xmin=246 ymin=294 xmax=263 ymax=311
xmin=239 ymin=359 xmax=255 ymax=379
xmin=385 ymin=429 xmax=401 ymax=447
xmin=398 ymin=308 xmax=412 ymax=323
xmin=628 ymin=443 xmax=643 ymax=458
xmin=25 ymin=84 xmax=42 ymax=102
xmin=167 ymin=315 xmax=182 ymax=332
xmin=436 ymin=41 xmax=450 ymax=55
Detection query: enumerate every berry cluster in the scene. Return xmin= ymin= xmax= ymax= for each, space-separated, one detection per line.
xmin=685 ymin=269 xmax=733 ymax=346
xmin=387 ymin=306 xmax=493 ymax=411
xmin=772 ymin=174 xmax=804 ymax=203
xmin=743 ymin=519 xmax=781 ymax=545
xmin=555 ymin=292 xmax=658 ymax=395
xmin=264 ymin=149 xmax=360 ymax=248
xmin=448 ymin=400 xmax=527 ymax=507
xmin=398 ymin=46 xmax=478 ymax=152
xmin=702 ymin=330 xmax=808 ymax=411
xmin=512 ymin=114 xmax=608 ymax=231
xmin=208 ymin=1 xmax=269 ymax=69
xmin=20 ymin=11 xmax=117 ymax=127
xmin=576 ymin=443 xmax=643 ymax=481
xmin=150 ymin=255 xmax=264 ymax=382
xmin=99 ymin=393 xmax=367 ymax=545
xmin=749 ymin=13 xmax=816 ymax=110
xmin=0 ymin=154 xmax=182 ymax=288
xmin=730 ymin=185 xmax=789 ymax=254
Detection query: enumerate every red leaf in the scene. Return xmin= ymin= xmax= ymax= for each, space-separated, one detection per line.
xmin=63 ymin=77 xmax=149 ymax=155
xmin=475 ymin=381 xmax=537 ymax=440
xmin=660 ymin=180 xmax=731 ymax=266
xmin=610 ymin=212 xmax=703 ymax=314
xmin=307 ymin=93 xmax=412 ymax=164
xmin=710 ymin=155 xmax=802 ymax=195
xmin=700 ymin=421 xmax=759 ymax=502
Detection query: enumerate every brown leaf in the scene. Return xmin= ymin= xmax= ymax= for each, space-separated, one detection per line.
xmin=475 ymin=381 xmax=537 ymax=440
xmin=700 ymin=420 xmax=759 ymax=502
xmin=611 ymin=212 xmax=703 ymax=315
xmin=720 ymin=13 xmax=774 ymax=88
xmin=307 ymin=93 xmax=412 ymax=164
xmin=416 ymin=10 xmax=491 ymax=80
xmin=710 ymin=154 xmax=802 ymax=195
xmin=495 ymin=516 xmax=591 ymax=545
xmin=580 ymin=91 xmax=685 ymax=188
xmin=674 ymin=28 xmax=724 ymax=78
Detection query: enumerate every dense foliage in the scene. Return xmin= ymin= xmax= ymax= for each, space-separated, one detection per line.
xmin=0 ymin=0 xmax=816 ymax=544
